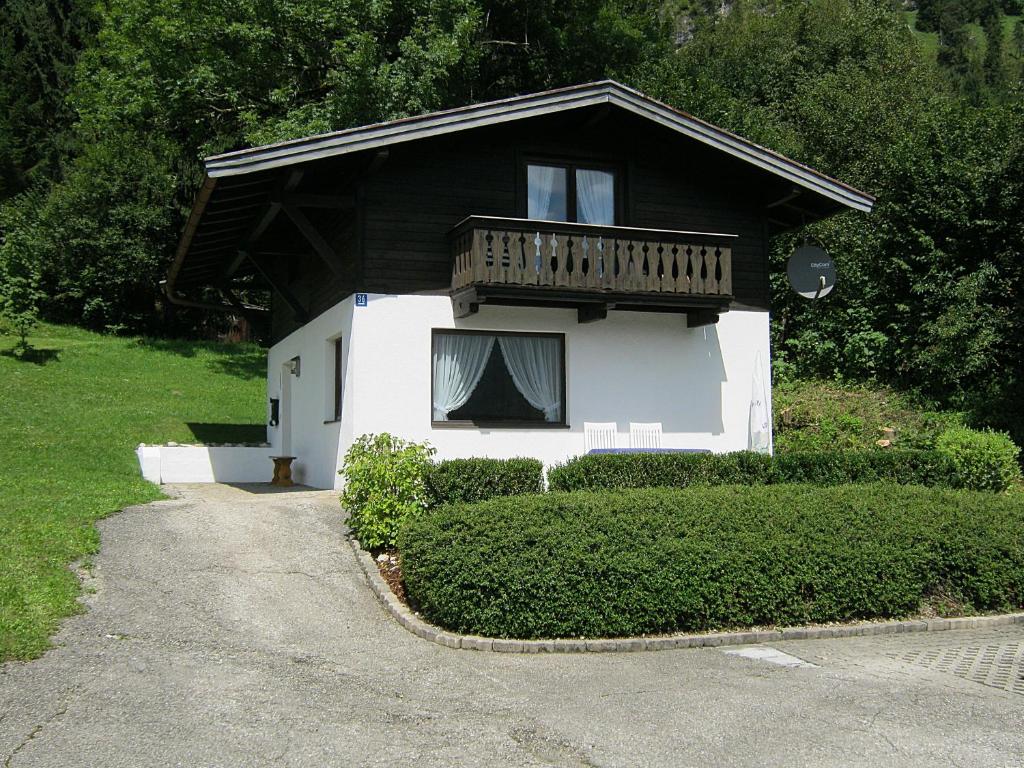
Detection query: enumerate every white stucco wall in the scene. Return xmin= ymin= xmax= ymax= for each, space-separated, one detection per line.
xmin=267 ymin=293 xmax=772 ymax=490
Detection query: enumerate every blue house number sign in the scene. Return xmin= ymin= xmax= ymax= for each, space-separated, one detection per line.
xmin=355 ymin=293 xmax=367 ymax=307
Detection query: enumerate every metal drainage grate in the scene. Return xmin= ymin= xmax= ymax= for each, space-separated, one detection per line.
xmin=887 ymin=642 xmax=1024 ymax=695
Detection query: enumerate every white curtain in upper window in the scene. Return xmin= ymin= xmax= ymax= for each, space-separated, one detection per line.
xmin=527 ymin=164 xmax=566 ymax=221
xmin=576 ymin=169 xmax=615 ymax=225
xmin=498 ymin=336 xmax=562 ymax=422
xmin=432 ymin=334 xmax=496 ymax=421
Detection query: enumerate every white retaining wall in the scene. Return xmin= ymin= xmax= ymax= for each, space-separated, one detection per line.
xmin=267 ymin=293 xmax=772 ymax=490
xmin=136 ymin=444 xmax=272 ymax=485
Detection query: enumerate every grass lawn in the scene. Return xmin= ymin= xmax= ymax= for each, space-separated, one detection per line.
xmin=0 ymin=323 xmax=265 ymax=661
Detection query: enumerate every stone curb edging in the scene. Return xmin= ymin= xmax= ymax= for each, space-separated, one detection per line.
xmin=348 ymin=536 xmax=1024 ymax=653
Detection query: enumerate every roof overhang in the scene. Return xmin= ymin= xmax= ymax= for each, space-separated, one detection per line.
xmin=204 ymin=80 xmax=874 ymax=213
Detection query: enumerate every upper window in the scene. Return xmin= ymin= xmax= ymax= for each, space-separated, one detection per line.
xmin=526 ymin=162 xmax=616 ymax=225
xmin=432 ymin=331 xmax=565 ymax=425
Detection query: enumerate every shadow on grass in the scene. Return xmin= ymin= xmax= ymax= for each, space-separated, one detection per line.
xmin=136 ymin=338 xmax=266 ymax=381
xmin=1 ymin=346 xmax=61 ymax=365
xmin=186 ymin=422 xmax=267 ymax=444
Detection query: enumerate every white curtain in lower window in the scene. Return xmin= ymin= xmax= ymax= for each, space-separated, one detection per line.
xmin=432 ymin=334 xmax=496 ymax=421
xmin=498 ymin=336 xmax=562 ymax=422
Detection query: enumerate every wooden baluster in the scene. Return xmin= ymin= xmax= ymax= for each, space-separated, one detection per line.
xmin=646 ymin=242 xmax=660 ymax=292
xmin=540 ymin=233 xmax=556 ymax=285
xmin=565 ymin=235 xmax=578 ymax=288
xmin=604 ymin=238 xmax=618 ymax=290
xmin=659 ymin=244 xmax=672 ymax=293
xmin=703 ymin=245 xmax=717 ymax=294
xmin=718 ymin=247 xmax=732 ymax=295
xmin=622 ymin=243 xmax=638 ymax=294
xmin=531 ymin=232 xmax=543 ymax=285
xmin=553 ymin=234 xmax=571 ymax=286
xmin=509 ymin=232 xmax=525 ymax=285
xmin=581 ymin=236 xmax=598 ymax=290
xmin=472 ymin=230 xmax=487 ymax=284
xmin=687 ymin=244 xmax=702 ymax=294
xmin=594 ymin=237 xmax=606 ymax=288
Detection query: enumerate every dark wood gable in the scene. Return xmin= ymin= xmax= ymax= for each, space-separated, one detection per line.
xmin=167 ymin=84 xmax=872 ymax=343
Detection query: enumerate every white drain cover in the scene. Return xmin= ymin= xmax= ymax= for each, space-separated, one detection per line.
xmin=724 ymin=646 xmax=818 ymax=668
xmin=888 ymin=642 xmax=1024 ymax=695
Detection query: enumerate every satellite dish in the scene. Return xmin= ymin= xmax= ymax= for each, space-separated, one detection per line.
xmin=787 ymin=244 xmax=836 ymax=299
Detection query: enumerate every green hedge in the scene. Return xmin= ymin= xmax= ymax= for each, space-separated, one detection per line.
xmin=426 ymin=457 xmax=544 ymax=506
xmin=547 ymin=451 xmax=774 ymax=491
xmin=399 ymin=485 xmax=1024 ymax=639
xmin=772 ymin=449 xmax=954 ymax=486
xmin=547 ymin=449 xmax=972 ymax=491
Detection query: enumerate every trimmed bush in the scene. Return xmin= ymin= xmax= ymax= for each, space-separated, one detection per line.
xmin=936 ymin=426 xmax=1023 ymax=493
xmin=547 ymin=451 xmax=773 ymax=491
xmin=772 ymin=449 xmax=954 ymax=487
xmin=547 ymin=449 xmax=958 ymax=491
xmin=399 ymin=485 xmax=1024 ymax=639
xmin=339 ymin=433 xmax=435 ymax=549
xmin=426 ymin=457 xmax=544 ymax=506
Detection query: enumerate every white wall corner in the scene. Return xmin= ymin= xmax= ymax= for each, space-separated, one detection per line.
xmin=137 ymin=444 xmax=162 ymax=484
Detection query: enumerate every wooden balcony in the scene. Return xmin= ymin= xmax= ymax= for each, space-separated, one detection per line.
xmin=449 ymin=216 xmax=736 ymax=325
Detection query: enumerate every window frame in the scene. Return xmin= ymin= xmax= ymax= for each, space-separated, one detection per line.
xmin=430 ymin=328 xmax=569 ymax=429
xmin=519 ymin=155 xmax=625 ymax=226
xmin=333 ymin=336 xmax=343 ymax=422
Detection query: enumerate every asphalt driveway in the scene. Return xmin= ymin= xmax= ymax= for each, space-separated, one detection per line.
xmin=2 ymin=484 xmax=1022 ymax=767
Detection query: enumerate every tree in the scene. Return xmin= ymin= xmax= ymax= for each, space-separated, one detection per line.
xmin=983 ymin=5 xmax=1006 ymax=89
xmin=0 ymin=0 xmax=93 ymax=200
xmin=0 ymin=188 xmax=46 ymax=352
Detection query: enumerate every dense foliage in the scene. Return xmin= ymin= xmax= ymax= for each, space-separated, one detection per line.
xmin=547 ymin=451 xmax=774 ymax=491
xmin=935 ymin=425 xmax=1023 ymax=492
xmin=339 ymin=433 xmax=436 ymax=550
xmin=0 ymin=0 xmax=1021 ymax=439
xmin=425 ymin=457 xmax=545 ymax=506
xmin=399 ymin=485 xmax=1024 ymax=638
xmin=549 ymin=435 xmax=1021 ymax=492
xmin=771 ymin=449 xmax=955 ymax=487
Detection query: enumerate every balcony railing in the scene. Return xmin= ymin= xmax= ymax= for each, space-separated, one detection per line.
xmin=450 ymin=216 xmax=734 ymax=297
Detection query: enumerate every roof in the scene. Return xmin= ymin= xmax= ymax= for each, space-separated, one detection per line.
xmin=204 ymin=80 xmax=874 ymax=213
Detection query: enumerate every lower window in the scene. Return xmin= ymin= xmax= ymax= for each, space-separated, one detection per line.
xmin=431 ymin=330 xmax=565 ymax=425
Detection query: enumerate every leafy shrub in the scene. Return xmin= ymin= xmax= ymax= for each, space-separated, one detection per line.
xmin=936 ymin=427 xmax=1023 ymax=492
xmin=548 ymin=449 xmax=981 ymax=491
xmin=771 ymin=450 xmax=954 ymax=487
xmin=547 ymin=451 xmax=773 ymax=491
xmin=399 ymin=485 xmax=1024 ymax=639
xmin=339 ymin=433 xmax=435 ymax=549
xmin=426 ymin=458 xmax=544 ymax=506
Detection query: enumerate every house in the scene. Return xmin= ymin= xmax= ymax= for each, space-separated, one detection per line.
xmin=162 ymin=81 xmax=874 ymax=489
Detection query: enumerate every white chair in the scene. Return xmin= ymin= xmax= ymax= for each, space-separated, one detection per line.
xmin=584 ymin=422 xmax=617 ymax=453
xmin=629 ymin=422 xmax=663 ymax=449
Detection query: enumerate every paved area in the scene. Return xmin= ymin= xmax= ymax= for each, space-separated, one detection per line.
xmin=2 ymin=484 xmax=1023 ymax=767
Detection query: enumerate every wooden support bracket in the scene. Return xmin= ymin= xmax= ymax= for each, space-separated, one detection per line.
xmin=452 ymin=297 xmax=480 ymax=319
xmin=283 ymin=204 xmax=346 ymax=279
xmin=686 ymin=309 xmax=720 ymax=328
xmin=577 ymin=304 xmax=611 ymax=324
xmin=244 ymin=250 xmax=308 ymax=323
